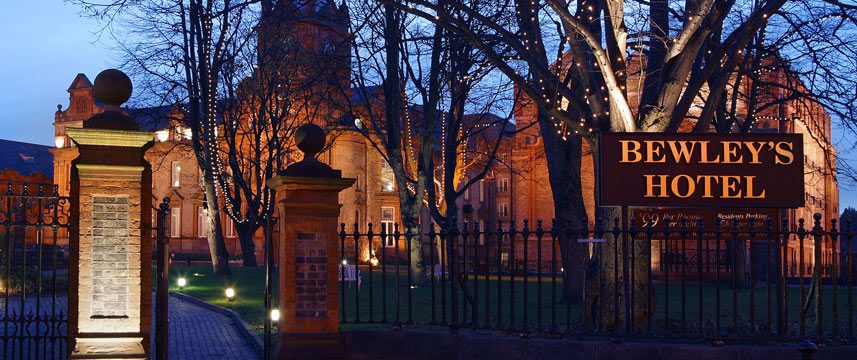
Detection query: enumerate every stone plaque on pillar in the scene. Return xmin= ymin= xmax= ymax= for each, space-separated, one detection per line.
xmin=267 ymin=124 xmax=354 ymax=360
xmin=67 ymin=70 xmax=154 ymax=359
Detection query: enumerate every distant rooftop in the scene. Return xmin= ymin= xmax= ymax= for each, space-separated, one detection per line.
xmin=0 ymin=139 xmax=54 ymax=178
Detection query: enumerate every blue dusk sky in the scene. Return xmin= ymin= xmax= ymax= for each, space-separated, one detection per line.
xmin=0 ymin=0 xmax=855 ymax=211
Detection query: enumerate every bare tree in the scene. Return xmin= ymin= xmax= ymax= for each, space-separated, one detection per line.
xmin=216 ymin=0 xmax=350 ymax=266
xmin=339 ymin=0 xmax=441 ymax=284
xmin=72 ymin=0 xmax=261 ymax=275
xmin=387 ymin=0 xmax=857 ymax=329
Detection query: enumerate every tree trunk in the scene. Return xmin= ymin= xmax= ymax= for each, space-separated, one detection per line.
xmin=589 ymin=142 xmax=653 ymax=332
xmin=537 ymin=116 xmax=587 ymax=305
xmin=203 ymin=181 xmax=231 ymax=276
xmin=402 ymin=209 xmax=427 ymax=286
xmin=728 ymin=237 xmax=749 ymax=288
xmin=236 ymin=223 xmax=259 ymax=267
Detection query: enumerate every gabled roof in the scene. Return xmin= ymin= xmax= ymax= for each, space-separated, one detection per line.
xmin=349 ymin=85 xmax=382 ymax=105
xmin=67 ymin=73 xmax=93 ymax=91
xmin=0 ymin=139 xmax=53 ymax=178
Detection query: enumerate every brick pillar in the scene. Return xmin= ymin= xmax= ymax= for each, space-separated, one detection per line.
xmin=267 ymin=124 xmax=354 ymax=360
xmin=67 ymin=70 xmax=154 ymax=359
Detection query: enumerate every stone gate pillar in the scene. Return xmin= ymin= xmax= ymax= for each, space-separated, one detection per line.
xmin=267 ymin=124 xmax=354 ymax=360
xmin=67 ymin=69 xmax=154 ymax=359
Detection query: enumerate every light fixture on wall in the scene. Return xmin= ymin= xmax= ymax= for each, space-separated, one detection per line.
xmin=156 ymin=130 xmax=169 ymax=142
xmin=54 ymin=136 xmax=65 ymax=148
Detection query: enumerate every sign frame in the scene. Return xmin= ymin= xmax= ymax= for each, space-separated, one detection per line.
xmin=597 ymin=132 xmax=805 ymax=208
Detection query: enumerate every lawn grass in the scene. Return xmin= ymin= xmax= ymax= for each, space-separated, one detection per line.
xmin=155 ymin=265 xmax=276 ymax=336
xmin=158 ymin=265 xmax=857 ymax=341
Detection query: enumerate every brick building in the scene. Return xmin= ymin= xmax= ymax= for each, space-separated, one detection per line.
xmin=43 ymin=3 xmax=838 ymax=274
xmin=509 ymin=53 xmax=839 ymax=277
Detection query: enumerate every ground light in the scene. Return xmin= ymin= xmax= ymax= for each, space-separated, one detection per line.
xmin=177 ymin=277 xmax=186 ymax=289
xmin=271 ymin=309 xmax=280 ymax=322
xmin=225 ymin=287 xmax=236 ymax=302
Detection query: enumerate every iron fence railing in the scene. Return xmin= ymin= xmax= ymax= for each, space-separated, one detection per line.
xmin=0 ymin=184 xmax=70 ymax=359
xmin=338 ymin=214 xmax=856 ymax=342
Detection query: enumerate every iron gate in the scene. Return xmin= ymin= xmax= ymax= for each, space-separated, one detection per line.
xmin=0 ymin=184 xmax=70 ymax=359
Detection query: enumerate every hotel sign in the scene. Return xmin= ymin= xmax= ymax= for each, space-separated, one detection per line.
xmin=599 ymin=133 xmax=804 ymax=208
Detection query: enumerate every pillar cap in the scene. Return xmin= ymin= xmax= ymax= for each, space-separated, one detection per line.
xmin=267 ymin=175 xmax=355 ymax=192
xmin=66 ymin=128 xmax=154 ymax=148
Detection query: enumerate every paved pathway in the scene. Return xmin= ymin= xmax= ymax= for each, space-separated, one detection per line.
xmin=159 ymin=294 xmax=261 ymax=360
xmin=0 ymin=294 xmax=260 ymax=359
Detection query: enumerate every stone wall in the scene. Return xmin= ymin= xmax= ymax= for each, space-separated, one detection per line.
xmin=90 ymin=195 xmax=131 ymax=317
xmin=76 ymin=171 xmax=143 ymax=334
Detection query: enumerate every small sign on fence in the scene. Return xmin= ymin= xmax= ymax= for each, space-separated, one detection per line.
xmin=577 ymin=238 xmax=607 ymax=243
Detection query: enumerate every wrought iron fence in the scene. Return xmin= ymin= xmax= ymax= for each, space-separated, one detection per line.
xmin=338 ymin=214 xmax=856 ymax=342
xmin=0 ymin=184 xmax=70 ymax=359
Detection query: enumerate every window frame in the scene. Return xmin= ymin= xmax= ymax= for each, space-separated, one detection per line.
xmin=380 ymin=206 xmax=396 ymax=247
xmin=197 ymin=207 xmax=207 ymax=238
xmin=498 ymin=178 xmax=509 ymax=193
xmin=171 ymin=161 xmax=181 ymax=188
xmin=381 ymin=161 xmax=395 ymax=192
xmin=170 ymin=207 xmax=181 ymax=238
xmin=498 ymin=203 xmax=509 ymax=218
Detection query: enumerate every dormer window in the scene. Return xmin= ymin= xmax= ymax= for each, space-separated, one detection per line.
xmin=19 ymin=154 xmax=35 ymax=164
xmin=322 ymin=40 xmax=335 ymax=54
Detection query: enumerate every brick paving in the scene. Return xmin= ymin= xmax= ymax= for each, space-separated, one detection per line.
xmin=158 ymin=294 xmax=261 ymax=360
xmin=0 ymin=294 xmax=260 ymax=359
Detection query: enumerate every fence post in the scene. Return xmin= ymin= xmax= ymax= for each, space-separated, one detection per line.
xmin=798 ymin=340 xmax=818 ymax=360
xmin=266 ymin=124 xmax=355 ymax=360
xmin=66 ymin=69 xmax=155 ymax=358
xmin=155 ymin=198 xmax=170 ymax=360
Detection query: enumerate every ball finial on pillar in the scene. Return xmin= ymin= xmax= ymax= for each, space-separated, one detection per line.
xmin=279 ymin=123 xmax=340 ymax=178
xmin=83 ymin=69 xmax=139 ymax=130
xmin=295 ymin=123 xmax=326 ymax=161
xmin=94 ymin=69 xmax=133 ymax=109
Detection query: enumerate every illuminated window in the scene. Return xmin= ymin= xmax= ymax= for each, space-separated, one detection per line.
xmin=479 ymin=219 xmax=485 ymax=246
xmin=479 ymin=181 xmax=484 ymax=202
xmin=498 ymin=178 xmax=509 ymax=193
xmin=498 ymin=203 xmax=509 ymax=218
xmin=381 ymin=206 xmax=395 ymax=247
xmin=171 ymin=161 xmax=181 ymax=187
xmin=225 ymin=218 xmax=235 ymax=238
xmin=463 ymin=177 xmax=470 ymax=200
xmin=197 ymin=207 xmax=207 ymax=238
xmin=381 ymin=161 xmax=395 ymax=192
xmin=170 ymin=207 xmax=181 ymax=238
